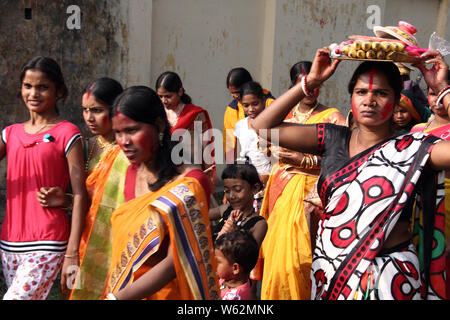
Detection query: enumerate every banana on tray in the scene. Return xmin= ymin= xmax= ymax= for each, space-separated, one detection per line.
xmin=329 ymin=40 xmax=407 ymax=61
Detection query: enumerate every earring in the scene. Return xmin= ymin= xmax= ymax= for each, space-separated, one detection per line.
xmin=159 ymin=132 xmax=164 ymax=146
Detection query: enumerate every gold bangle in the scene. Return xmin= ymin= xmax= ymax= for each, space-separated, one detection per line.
xmin=300 ymin=155 xmax=306 ymax=168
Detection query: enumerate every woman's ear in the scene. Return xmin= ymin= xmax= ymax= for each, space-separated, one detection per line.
xmin=178 ymin=87 xmax=184 ymax=98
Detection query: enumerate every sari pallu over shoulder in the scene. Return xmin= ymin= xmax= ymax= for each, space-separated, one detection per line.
xmin=312 ymin=127 xmax=446 ymax=300
xmin=104 ymin=174 xmax=219 ymax=300
xmin=69 ymin=145 xmax=129 ymax=300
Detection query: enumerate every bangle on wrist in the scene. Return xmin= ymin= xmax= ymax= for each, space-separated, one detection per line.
xmin=301 ymin=76 xmax=314 ymax=97
xmin=436 ymin=86 xmax=450 ymax=108
xmin=64 ymin=252 xmax=79 ymax=258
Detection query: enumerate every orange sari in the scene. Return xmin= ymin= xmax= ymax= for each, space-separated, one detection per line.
xmin=69 ymin=145 xmax=129 ymax=300
xmin=104 ymin=172 xmax=219 ymax=300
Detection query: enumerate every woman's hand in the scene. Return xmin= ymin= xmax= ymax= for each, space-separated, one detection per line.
xmin=277 ymin=149 xmax=304 ymax=166
xmin=307 ymin=47 xmax=341 ymax=90
xmin=37 ymin=187 xmax=66 ymax=208
xmin=413 ymin=50 xmax=449 ymax=94
xmin=60 ymin=255 xmax=79 ymax=298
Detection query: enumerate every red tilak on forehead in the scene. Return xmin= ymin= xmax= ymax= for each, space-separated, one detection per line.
xmin=368 ymin=69 xmax=376 ymax=90
xmin=86 ymin=87 xmax=92 ymax=99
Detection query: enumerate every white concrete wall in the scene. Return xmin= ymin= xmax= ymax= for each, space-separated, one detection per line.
xmin=125 ymin=0 xmax=447 ymax=179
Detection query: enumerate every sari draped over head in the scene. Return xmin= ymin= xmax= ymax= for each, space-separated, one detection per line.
xmin=171 ymin=104 xmax=217 ymax=192
xmin=258 ymin=106 xmax=345 ymax=300
xmin=104 ymin=171 xmax=219 ymax=300
xmin=312 ymin=123 xmax=446 ymax=300
xmin=70 ymin=145 xmax=129 ymax=300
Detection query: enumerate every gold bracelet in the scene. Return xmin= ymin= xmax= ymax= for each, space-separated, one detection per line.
xmin=307 ymin=155 xmax=314 ymax=169
xmin=64 ymin=253 xmax=79 ymax=258
xmin=300 ymin=155 xmax=307 ymax=168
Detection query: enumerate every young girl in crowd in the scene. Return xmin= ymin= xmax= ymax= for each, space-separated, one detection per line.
xmin=211 ymin=164 xmax=267 ymax=246
xmin=223 ymin=67 xmax=275 ymax=163
xmin=393 ymin=89 xmax=429 ymax=134
xmin=37 ymin=77 xmax=125 ymax=299
xmin=0 ymin=56 xmax=88 ymax=300
xmin=234 ymin=81 xmax=274 ymax=184
xmin=215 ymin=230 xmax=260 ymax=300
xmin=155 ymin=71 xmax=216 ymax=191
xmin=210 ymin=163 xmax=267 ymax=298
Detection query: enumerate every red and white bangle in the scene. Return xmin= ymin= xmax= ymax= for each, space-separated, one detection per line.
xmin=301 ymin=76 xmax=314 ymax=97
xmin=436 ymin=85 xmax=450 ymax=108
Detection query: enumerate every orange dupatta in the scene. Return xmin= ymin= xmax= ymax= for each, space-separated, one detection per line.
xmin=69 ymin=145 xmax=127 ymax=300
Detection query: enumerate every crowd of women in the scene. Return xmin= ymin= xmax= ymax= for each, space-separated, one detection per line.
xmin=0 ymin=42 xmax=449 ymax=300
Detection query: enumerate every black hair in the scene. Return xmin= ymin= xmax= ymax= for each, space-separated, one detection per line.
xmin=348 ymin=61 xmax=403 ymax=103
xmin=155 ymin=71 xmax=192 ymax=104
xmin=112 ymin=86 xmax=178 ymax=191
xmin=226 ymin=67 xmax=253 ymax=89
xmin=84 ymin=77 xmax=123 ymax=107
xmin=289 ymin=61 xmax=312 ymax=87
xmin=19 ymin=56 xmax=68 ymax=114
xmin=239 ymin=81 xmax=264 ymax=100
xmin=215 ymin=230 xmax=259 ymax=274
xmin=221 ymin=164 xmax=262 ymax=190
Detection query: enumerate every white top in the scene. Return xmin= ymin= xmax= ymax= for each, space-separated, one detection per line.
xmin=234 ymin=117 xmax=272 ymax=175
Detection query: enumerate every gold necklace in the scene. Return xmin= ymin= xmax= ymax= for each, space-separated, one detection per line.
xmin=96 ymin=136 xmax=116 ymax=150
xmin=293 ymin=101 xmax=319 ymax=124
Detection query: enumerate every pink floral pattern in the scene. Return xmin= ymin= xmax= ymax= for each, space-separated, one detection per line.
xmin=1 ymin=251 xmax=64 ymax=300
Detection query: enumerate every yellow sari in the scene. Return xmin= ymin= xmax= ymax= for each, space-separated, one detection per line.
xmin=104 ymin=172 xmax=219 ymax=300
xmin=70 ymin=145 xmax=129 ymax=300
xmin=260 ymin=106 xmax=345 ymax=300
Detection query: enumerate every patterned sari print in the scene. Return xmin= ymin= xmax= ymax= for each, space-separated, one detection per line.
xmin=312 ymin=124 xmax=446 ymax=300
xmin=105 ymin=175 xmax=219 ymax=300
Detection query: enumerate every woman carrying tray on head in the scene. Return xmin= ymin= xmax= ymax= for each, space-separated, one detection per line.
xmin=252 ymin=47 xmax=449 ymax=300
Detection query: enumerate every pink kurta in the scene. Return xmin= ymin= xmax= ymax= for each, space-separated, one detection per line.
xmin=1 ymin=121 xmax=81 ymax=251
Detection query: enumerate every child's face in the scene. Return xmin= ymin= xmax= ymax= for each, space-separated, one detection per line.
xmin=214 ymin=248 xmax=234 ymax=280
xmin=241 ymin=94 xmax=264 ymax=119
xmin=21 ymin=69 xmax=59 ymax=114
xmin=393 ymin=105 xmax=412 ymax=127
xmin=223 ymin=178 xmax=256 ymax=212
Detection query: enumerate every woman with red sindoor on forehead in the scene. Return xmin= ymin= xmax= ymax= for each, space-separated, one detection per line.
xmin=103 ymin=86 xmax=219 ymax=300
xmin=252 ymin=47 xmax=450 ymax=300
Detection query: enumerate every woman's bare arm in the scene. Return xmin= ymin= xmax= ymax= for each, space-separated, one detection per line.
xmin=251 ymin=47 xmax=340 ymax=154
